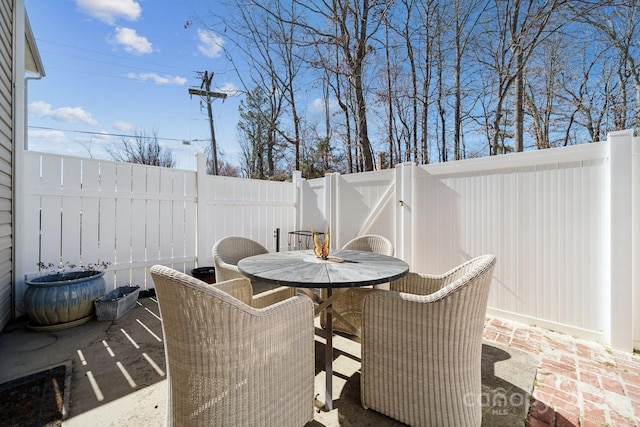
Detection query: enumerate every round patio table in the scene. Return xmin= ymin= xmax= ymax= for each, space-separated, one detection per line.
xmin=238 ymin=249 xmax=409 ymax=411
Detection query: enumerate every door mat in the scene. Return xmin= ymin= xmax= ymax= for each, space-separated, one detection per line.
xmin=0 ymin=362 xmax=70 ymax=426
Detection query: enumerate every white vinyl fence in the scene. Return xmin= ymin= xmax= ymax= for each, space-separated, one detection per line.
xmin=296 ymin=130 xmax=639 ymax=352
xmin=15 ymin=130 xmax=639 ymax=351
xmin=16 ymin=153 xmax=296 ymax=316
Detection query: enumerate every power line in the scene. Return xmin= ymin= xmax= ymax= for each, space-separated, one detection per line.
xmin=36 ymin=38 xmax=181 ymax=70
xmin=28 ymin=125 xmax=210 ymax=143
xmin=39 ymin=49 xmax=178 ymax=74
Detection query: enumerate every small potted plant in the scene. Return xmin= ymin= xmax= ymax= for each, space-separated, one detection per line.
xmin=24 ymin=261 xmax=111 ymax=330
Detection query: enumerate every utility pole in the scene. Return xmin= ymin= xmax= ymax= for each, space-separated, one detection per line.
xmin=189 ymin=71 xmax=227 ymax=175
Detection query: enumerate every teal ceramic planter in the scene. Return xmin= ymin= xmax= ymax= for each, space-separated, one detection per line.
xmin=25 ymin=270 xmax=106 ymax=329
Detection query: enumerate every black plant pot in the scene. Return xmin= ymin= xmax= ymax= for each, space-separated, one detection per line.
xmin=191 ymin=267 xmax=216 ymax=284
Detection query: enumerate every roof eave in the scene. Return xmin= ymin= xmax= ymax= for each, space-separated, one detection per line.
xmin=24 ymin=11 xmax=45 ymax=77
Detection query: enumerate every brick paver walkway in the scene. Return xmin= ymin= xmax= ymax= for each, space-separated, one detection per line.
xmin=483 ymin=317 xmax=640 ymax=427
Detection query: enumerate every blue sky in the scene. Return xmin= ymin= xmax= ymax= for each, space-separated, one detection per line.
xmin=25 ymin=0 xmax=245 ymax=171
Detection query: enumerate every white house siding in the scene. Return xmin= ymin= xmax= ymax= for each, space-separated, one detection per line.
xmin=0 ymin=0 xmax=13 ymax=330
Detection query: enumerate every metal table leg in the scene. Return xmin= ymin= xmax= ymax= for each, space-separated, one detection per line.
xmin=324 ymin=287 xmax=333 ymax=411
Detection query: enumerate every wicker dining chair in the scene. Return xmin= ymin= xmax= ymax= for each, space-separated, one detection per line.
xmin=321 ymin=235 xmax=394 ymax=336
xmin=360 ymin=254 xmax=497 ymax=427
xmin=341 ymin=234 xmax=395 ymax=257
xmin=212 ymin=236 xmax=292 ymax=299
xmin=150 ymin=265 xmax=315 ymax=427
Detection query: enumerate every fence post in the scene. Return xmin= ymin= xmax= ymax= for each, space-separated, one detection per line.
xmin=292 ymin=170 xmax=303 ymax=232
xmin=608 ymin=130 xmax=634 ymax=352
xmin=395 ymin=162 xmax=413 ymax=264
xmin=196 ymin=153 xmax=209 ymax=267
xmin=633 ymin=134 xmax=640 ymax=350
xmin=325 ymin=173 xmax=339 ymax=248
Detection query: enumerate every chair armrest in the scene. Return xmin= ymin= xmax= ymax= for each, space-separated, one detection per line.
xmin=389 ymin=272 xmax=447 ymax=295
xmin=393 ymin=258 xmax=493 ymax=296
xmin=214 ymin=260 xmax=246 ymax=282
xmin=213 ymin=277 xmax=253 ymax=305
xmin=251 ymin=286 xmax=297 ymax=309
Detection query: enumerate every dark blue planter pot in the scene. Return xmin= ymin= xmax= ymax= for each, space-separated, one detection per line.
xmin=25 ymin=270 xmax=106 ymax=329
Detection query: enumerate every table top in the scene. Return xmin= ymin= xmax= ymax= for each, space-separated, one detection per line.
xmin=238 ymin=249 xmax=409 ymax=289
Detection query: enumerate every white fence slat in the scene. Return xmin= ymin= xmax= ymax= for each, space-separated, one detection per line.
xmin=130 ymin=267 xmax=147 ymax=289
xmin=21 ymin=194 xmax=40 ymax=276
xmin=24 ymin=152 xmax=41 ymax=189
xmin=98 ymin=197 xmax=116 ymax=265
xmin=82 ymin=159 xmax=100 ymax=191
xmin=586 ymin=159 xmax=607 ymax=333
xmin=160 ymin=168 xmax=173 ymax=195
xmin=184 ymin=201 xmax=197 ymax=257
xmin=146 ymin=199 xmax=160 ymax=261
xmin=40 ymin=196 xmax=62 ymax=264
xmin=116 ymin=163 xmax=133 ymax=194
xmin=115 ymin=198 xmax=132 ymax=265
xmin=62 ymin=157 xmax=82 ymax=191
xmin=131 ymin=165 xmax=147 ymax=194
xmin=100 ymin=162 xmax=117 ymax=192
xmin=146 ymin=167 xmax=160 ymax=195
xmin=131 ymin=199 xmax=147 ymax=262
xmin=81 ymin=197 xmax=100 ymax=263
xmin=61 ymin=197 xmax=82 ymax=266
xmin=159 ymin=200 xmax=173 ymax=259
xmin=172 ymin=200 xmax=186 ymax=258
xmin=40 ymin=155 xmax=61 ymax=190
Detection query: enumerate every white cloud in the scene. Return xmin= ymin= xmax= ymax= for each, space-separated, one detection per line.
xmin=28 ymin=129 xmax=69 ymax=145
xmin=197 ymin=29 xmax=224 ymax=58
xmin=111 ymin=27 xmax=153 ymax=54
xmin=113 ymin=120 xmax=135 ymax=131
xmin=76 ymin=0 xmax=142 ymax=25
xmin=126 ymin=72 xmax=187 ymax=85
xmin=29 ymin=101 xmax=99 ymax=126
xmin=308 ymin=97 xmax=340 ymax=115
xmin=217 ymin=82 xmax=240 ymax=96
xmin=28 ymin=128 xmax=112 ymax=159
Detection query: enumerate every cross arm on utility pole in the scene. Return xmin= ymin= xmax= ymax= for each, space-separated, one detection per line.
xmin=188 ymin=88 xmax=228 ymax=99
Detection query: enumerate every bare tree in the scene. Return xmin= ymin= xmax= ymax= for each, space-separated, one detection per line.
xmin=217 ymin=0 xmax=303 ymax=177
xmin=289 ymin=0 xmax=392 ymax=171
xmin=523 ymin=35 xmax=564 ymax=148
xmin=396 ymin=0 xmax=420 ymax=163
xmin=449 ymin=0 xmax=487 ymax=160
xmin=206 ymin=0 xmax=638 ymax=173
xmin=574 ymin=1 xmax=640 ymax=131
xmin=554 ymin=25 xmax=619 ymax=144
xmin=474 ymin=2 xmax=514 ymax=155
xmin=107 ymin=129 xmax=176 ymax=168
xmin=237 ymin=87 xmax=287 ymax=179
xmin=510 ymin=0 xmax=568 ymax=152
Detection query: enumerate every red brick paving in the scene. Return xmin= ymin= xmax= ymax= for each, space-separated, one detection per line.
xmin=483 ymin=317 xmax=640 ymax=427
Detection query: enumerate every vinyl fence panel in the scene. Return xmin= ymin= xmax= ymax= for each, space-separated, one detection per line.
xmin=14 ymin=132 xmax=639 ymax=351
xmin=413 ymin=142 xmax=611 ymax=344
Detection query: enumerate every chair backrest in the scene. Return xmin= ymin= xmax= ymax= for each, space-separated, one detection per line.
xmin=361 ymin=254 xmax=496 ymax=426
xmin=342 ymin=234 xmax=394 ymax=256
xmin=212 ymin=236 xmax=268 ymax=265
xmin=150 ymin=264 xmax=314 ymax=426
xmin=150 ymin=265 xmax=250 ymax=425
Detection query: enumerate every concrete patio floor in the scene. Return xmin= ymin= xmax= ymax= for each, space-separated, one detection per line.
xmin=1 ymin=296 xmax=639 ymax=426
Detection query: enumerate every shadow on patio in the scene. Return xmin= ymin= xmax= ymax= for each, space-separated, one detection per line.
xmin=0 ymin=297 xmax=638 ymax=426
